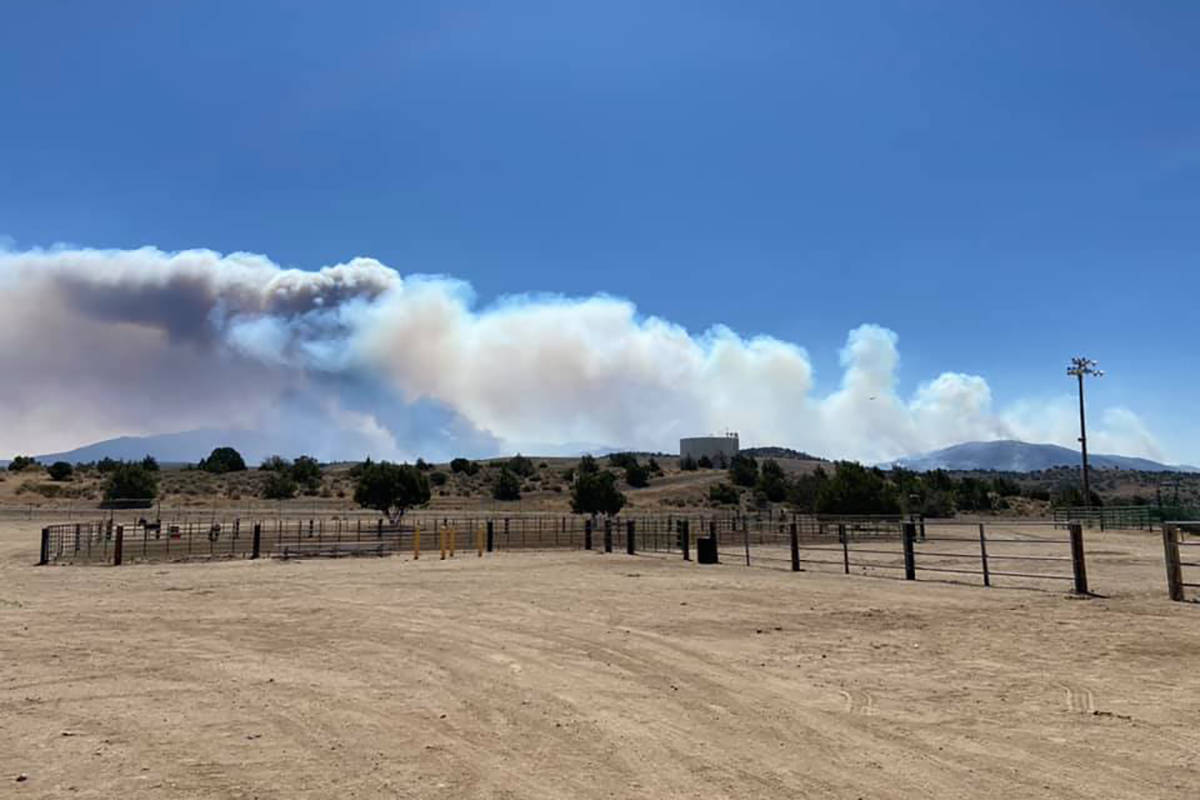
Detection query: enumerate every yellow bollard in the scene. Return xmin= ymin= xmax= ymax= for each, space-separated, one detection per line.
xmin=449 ymin=527 xmax=456 ymax=558
xmin=414 ymin=524 xmax=420 ymax=561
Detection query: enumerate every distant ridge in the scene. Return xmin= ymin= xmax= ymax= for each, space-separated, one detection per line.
xmin=893 ymin=440 xmax=1199 ymax=473
xmin=742 ymin=446 xmax=825 ymax=461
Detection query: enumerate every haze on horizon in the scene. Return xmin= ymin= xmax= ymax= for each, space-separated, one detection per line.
xmin=1 ymin=3 xmax=1196 ymax=463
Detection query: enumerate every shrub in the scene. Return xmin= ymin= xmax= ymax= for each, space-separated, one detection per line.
xmin=290 ymin=455 xmax=322 ymax=490
xmin=140 ymin=455 xmax=160 ymax=472
xmin=198 ymin=447 xmax=246 ymax=474
xmin=47 ymin=461 xmax=73 ymax=481
xmin=415 ymin=458 xmax=434 ymax=472
xmin=571 ymin=470 xmax=627 ymax=516
xmin=816 ymin=462 xmax=900 ymax=515
xmin=492 ymin=467 xmax=521 ymax=501
xmin=607 ymin=452 xmax=639 ymax=470
xmin=508 ymin=454 xmax=536 ymax=478
xmin=430 ymin=470 xmax=448 ymax=487
xmin=260 ymin=455 xmax=290 ymax=472
xmin=353 ymin=461 xmax=431 ymax=521
xmin=577 ymin=454 xmax=599 ymax=475
xmin=697 ymin=455 xmax=713 ymax=469
xmin=709 ymin=482 xmax=740 ymax=505
xmin=728 ymin=453 xmax=759 ymax=487
xmin=757 ymin=459 xmax=787 ymax=502
xmin=97 ymin=457 xmax=120 ymax=474
xmin=624 ymin=463 xmax=650 ymax=488
xmin=680 ymin=455 xmax=698 ymax=471
xmin=647 ymin=457 xmax=664 ymax=476
xmin=7 ymin=455 xmax=36 ymax=472
xmin=262 ymin=471 xmax=297 ymax=500
xmin=102 ymin=464 xmax=159 ymax=508
xmin=450 ymin=458 xmax=479 ymax=476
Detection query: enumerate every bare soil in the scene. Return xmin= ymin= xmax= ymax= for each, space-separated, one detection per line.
xmin=2 ymin=521 xmax=1198 ymax=799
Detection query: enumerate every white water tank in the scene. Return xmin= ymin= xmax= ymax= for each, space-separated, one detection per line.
xmin=680 ymin=434 xmax=739 ymax=463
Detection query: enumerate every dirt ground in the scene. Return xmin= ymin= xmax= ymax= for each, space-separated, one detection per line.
xmin=2 ymin=520 xmax=1199 ymax=799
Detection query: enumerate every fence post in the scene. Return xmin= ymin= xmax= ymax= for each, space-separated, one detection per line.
xmin=1069 ymin=522 xmax=1089 ymax=595
xmin=681 ymin=520 xmax=690 ymax=561
xmin=919 ymin=514 xmax=926 ymax=542
xmin=486 ymin=520 xmax=494 ymax=553
xmin=839 ymin=524 xmax=849 ymax=574
xmin=743 ymin=519 xmax=751 ymax=567
xmin=978 ymin=523 xmax=990 ymax=587
xmin=626 ymin=520 xmax=636 ymax=555
xmin=114 ymin=525 xmax=124 ymax=566
xmin=252 ymin=523 xmax=262 ymax=560
xmin=1163 ymin=524 xmax=1184 ymax=602
xmin=38 ymin=527 xmax=49 ymax=566
xmin=789 ymin=522 xmax=800 ymax=572
xmin=603 ymin=518 xmax=613 ymax=553
xmin=584 ymin=518 xmax=593 ymax=550
xmin=902 ymin=522 xmax=916 ymax=580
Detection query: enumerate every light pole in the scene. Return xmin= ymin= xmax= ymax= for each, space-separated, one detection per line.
xmin=1067 ymin=357 xmax=1103 ymax=506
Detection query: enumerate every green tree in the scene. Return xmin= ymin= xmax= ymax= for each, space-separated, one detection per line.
xmin=199 ymin=446 xmax=246 ymax=474
xmin=728 ymin=453 xmax=759 ymax=487
xmin=7 ymin=455 xmax=36 ymax=471
xmin=260 ymin=455 xmax=290 ymax=472
xmin=816 ymin=462 xmax=900 ymax=515
xmin=679 ymin=455 xmax=698 ymax=472
xmin=757 ymin=459 xmax=787 ymax=502
xmin=97 ymin=457 xmax=120 ymax=473
xmin=508 ymin=454 xmax=536 ymax=477
xmin=786 ymin=467 xmax=828 ymax=512
xmin=577 ymin=454 xmax=600 ymax=475
xmin=571 ymin=470 xmax=627 ymax=516
xmin=103 ymin=464 xmax=159 ymax=508
xmin=47 ymin=461 xmax=73 ymax=481
xmin=140 ymin=455 xmax=160 ymax=472
xmin=450 ymin=457 xmax=479 ymax=475
xmin=430 ymin=470 xmax=448 ymax=487
xmin=697 ymin=455 xmax=713 ymax=469
xmin=262 ymin=471 xmax=297 ymax=500
xmin=353 ymin=461 xmax=431 ymax=521
xmin=415 ymin=457 xmax=434 ymax=472
xmin=647 ymin=457 xmax=664 ymax=476
xmin=492 ymin=467 xmax=521 ymax=500
xmin=290 ymin=455 xmax=322 ymax=491
xmin=607 ymin=452 xmax=639 ymax=470
xmin=624 ymin=462 xmax=650 ymax=488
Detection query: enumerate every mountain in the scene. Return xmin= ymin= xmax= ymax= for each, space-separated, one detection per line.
xmin=35 ymin=429 xmax=294 ymax=466
xmin=893 ymin=440 xmax=1199 ymax=473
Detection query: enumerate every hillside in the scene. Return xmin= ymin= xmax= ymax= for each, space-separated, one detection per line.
xmin=895 ymin=440 xmax=1198 ymax=473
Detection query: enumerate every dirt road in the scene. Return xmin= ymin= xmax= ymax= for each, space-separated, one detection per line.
xmin=2 ymin=521 xmax=1198 ymax=798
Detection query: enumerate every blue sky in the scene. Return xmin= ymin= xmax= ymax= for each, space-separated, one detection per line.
xmin=2 ymin=2 xmax=1199 ymax=459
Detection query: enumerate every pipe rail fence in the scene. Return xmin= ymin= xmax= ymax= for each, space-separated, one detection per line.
xmin=35 ymin=511 xmax=1093 ymax=595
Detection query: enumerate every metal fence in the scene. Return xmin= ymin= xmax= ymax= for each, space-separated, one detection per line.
xmin=1055 ymin=505 xmax=1200 ymax=531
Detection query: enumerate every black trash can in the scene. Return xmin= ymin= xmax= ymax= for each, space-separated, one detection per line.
xmin=696 ymin=536 xmax=719 ymax=564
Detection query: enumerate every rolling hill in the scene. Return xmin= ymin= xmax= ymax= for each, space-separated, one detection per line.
xmin=893 ymin=440 xmax=1198 ymax=473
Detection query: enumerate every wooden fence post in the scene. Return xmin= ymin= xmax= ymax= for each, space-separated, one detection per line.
xmin=114 ymin=525 xmax=124 ymax=566
xmin=743 ymin=519 xmax=751 ymax=567
xmin=603 ymin=518 xmax=613 ymax=553
xmin=414 ymin=524 xmax=421 ymax=560
xmin=1163 ymin=524 xmax=1184 ymax=602
xmin=38 ymin=527 xmax=49 ymax=566
xmin=486 ymin=520 xmax=494 ymax=553
xmin=902 ymin=522 xmax=916 ymax=580
xmin=681 ymin=520 xmax=690 ymax=562
xmin=626 ymin=520 xmax=636 ymax=555
xmin=1069 ymin=522 xmax=1089 ymax=595
xmin=839 ymin=524 xmax=849 ymax=574
xmin=790 ymin=522 xmax=800 ymax=572
xmin=584 ymin=518 xmax=593 ymax=550
xmin=251 ymin=523 xmax=262 ymax=560
xmin=978 ymin=523 xmax=990 ymax=587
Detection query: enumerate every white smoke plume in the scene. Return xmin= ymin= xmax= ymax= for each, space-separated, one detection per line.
xmin=0 ymin=245 xmax=1165 ymax=464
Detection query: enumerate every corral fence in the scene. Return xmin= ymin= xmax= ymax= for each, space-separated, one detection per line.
xmin=698 ymin=517 xmax=1090 ymax=594
xmin=35 ymin=512 xmax=1092 ymax=595
xmin=1161 ymin=522 xmax=1200 ymax=602
xmin=1056 ymin=505 xmax=1200 ymax=531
